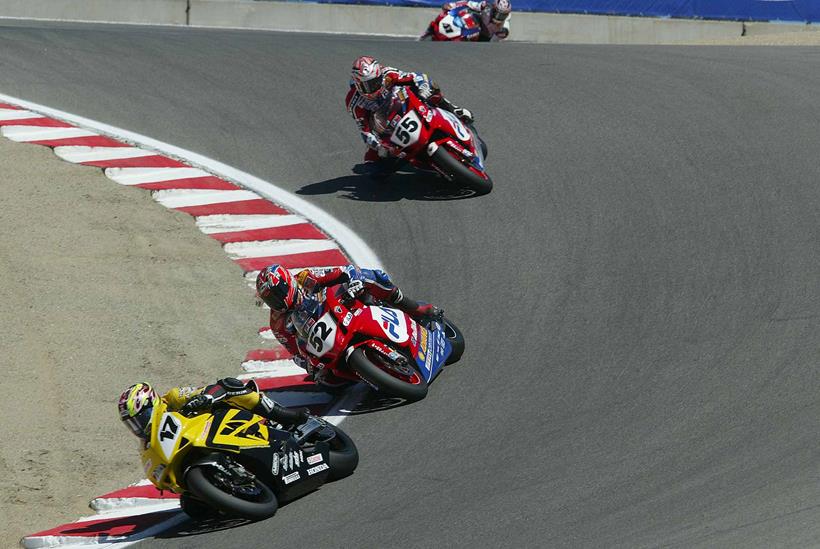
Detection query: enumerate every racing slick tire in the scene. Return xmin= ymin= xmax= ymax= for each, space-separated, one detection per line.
xmin=325 ymin=424 xmax=359 ymax=481
xmin=442 ymin=317 xmax=465 ymax=365
xmin=179 ymin=493 xmax=221 ymax=521
xmin=348 ymin=347 xmax=429 ymax=403
xmin=185 ymin=461 xmax=278 ymax=521
xmin=431 ymin=147 xmax=493 ymax=196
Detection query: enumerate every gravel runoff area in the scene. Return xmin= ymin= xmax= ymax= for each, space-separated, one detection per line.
xmin=0 ymin=136 xmax=263 ymax=546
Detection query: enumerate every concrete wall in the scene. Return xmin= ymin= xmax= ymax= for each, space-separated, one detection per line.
xmin=0 ymin=0 xmax=188 ymax=25
xmin=1 ymin=0 xmax=818 ymax=44
xmin=189 ymin=0 xmax=434 ymax=36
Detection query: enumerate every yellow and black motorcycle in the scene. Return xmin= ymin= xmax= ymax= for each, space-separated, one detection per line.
xmin=140 ymin=398 xmax=358 ymax=520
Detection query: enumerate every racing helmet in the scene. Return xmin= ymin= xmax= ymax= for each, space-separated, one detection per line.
xmin=491 ymin=0 xmax=511 ymax=23
xmin=352 ymin=56 xmax=384 ymax=100
xmin=118 ymin=383 xmax=160 ymax=440
xmin=256 ymin=264 xmax=298 ymax=312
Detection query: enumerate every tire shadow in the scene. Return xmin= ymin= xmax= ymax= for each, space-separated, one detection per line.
xmin=296 ymin=164 xmax=479 ymax=202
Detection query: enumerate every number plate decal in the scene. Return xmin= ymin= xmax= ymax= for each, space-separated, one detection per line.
xmin=370 ymin=306 xmax=410 ymax=344
xmin=158 ymin=413 xmax=182 ymax=460
xmin=390 ymin=110 xmax=422 ymax=148
xmin=438 ymin=14 xmax=462 ymax=38
xmin=306 ymin=312 xmax=338 ymax=358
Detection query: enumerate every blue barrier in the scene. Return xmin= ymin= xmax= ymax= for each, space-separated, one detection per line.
xmin=314 ymin=0 xmax=820 ymax=23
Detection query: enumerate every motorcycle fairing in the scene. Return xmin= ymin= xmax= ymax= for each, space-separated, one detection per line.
xmin=413 ymin=322 xmax=453 ymax=382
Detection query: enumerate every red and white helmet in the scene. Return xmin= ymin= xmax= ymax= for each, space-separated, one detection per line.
xmin=352 ymin=56 xmax=384 ymax=100
xmin=491 ymin=0 xmax=511 ymax=23
xmin=256 ymin=264 xmax=298 ymax=312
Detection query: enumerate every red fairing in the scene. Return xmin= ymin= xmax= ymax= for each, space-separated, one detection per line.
xmin=296 ymin=286 xmax=420 ymax=383
xmin=375 ymin=86 xmax=490 ymax=182
xmin=265 ymin=267 xmax=397 ymax=368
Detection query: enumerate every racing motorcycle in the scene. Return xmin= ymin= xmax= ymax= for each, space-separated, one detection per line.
xmin=420 ymin=4 xmax=482 ymax=41
xmin=140 ymin=395 xmax=358 ymax=521
xmin=372 ymin=85 xmax=492 ymax=196
xmin=293 ymin=282 xmax=465 ymax=403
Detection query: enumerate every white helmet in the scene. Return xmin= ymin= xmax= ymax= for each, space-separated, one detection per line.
xmin=491 ymin=0 xmax=511 ymax=23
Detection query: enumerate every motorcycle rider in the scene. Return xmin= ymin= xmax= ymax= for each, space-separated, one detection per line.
xmin=117 ymin=379 xmax=309 ymax=442
xmin=118 ymin=380 xmax=308 ymax=519
xmin=427 ymin=0 xmax=512 ymax=41
xmin=346 ymin=55 xmax=474 ymax=178
xmin=256 ymin=263 xmax=442 ymax=386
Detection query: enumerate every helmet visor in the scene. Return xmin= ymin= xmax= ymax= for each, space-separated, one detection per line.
xmin=492 ymin=8 xmax=509 ymax=22
xmin=357 ymin=75 xmax=383 ymax=96
xmin=123 ymin=406 xmax=153 ymax=440
xmin=261 ymin=277 xmax=291 ymax=311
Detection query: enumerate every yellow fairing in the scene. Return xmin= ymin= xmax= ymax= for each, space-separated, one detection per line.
xmin=140 ymin=400 xmax=270 ymax=493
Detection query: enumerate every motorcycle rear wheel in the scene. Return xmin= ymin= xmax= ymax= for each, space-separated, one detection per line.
xmin=348 ymin=347 xmax=429 ymax=402
xmin=431 ymin=147 xmax=493 ymax=196
xmin=186 ymin=462 xmax=278 ymax=521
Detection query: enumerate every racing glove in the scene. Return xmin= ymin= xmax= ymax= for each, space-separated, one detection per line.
xmin=179 ymin=393 xmax=215 ymax=416
xmin=417 ymin=82 xmax=433 ymax=101
xmin=347 ymin=279 xmax=365 ymax=299
xmin=453 ymin=107 xmax=474 ymax=124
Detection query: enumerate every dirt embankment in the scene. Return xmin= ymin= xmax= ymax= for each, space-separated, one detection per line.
xmin=0 ymin=137 xmax=263 ymax=547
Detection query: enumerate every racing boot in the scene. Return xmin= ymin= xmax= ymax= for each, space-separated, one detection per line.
xmin=391 ymin=289 xmax=444 ymax=321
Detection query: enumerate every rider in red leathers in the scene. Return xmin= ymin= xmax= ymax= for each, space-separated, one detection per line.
xmin=346 ymin=55 xmax=473 ymax=178
xmin=423 ymin=0 xmax=512 ymax=41
xmin=256 ymin=264 xmax=442 ymax=387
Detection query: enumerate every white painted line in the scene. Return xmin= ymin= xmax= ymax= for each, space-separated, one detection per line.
xmin=1 ymin=125 xmax=96 ymax=142
xmin=224 ymin=239 xmax=338 ymax=260
xmin=105 ymin=166 xmax=212 ymax=185
xmin=241 ymin=359 xmax=303 ymax=376
xmin=0 ymin=92 xmax=383 ymax=270
xmin=90 ymin=497 xmax=176 ymax=513
xmin=196 ymin=214 xmax=307 ymax=234
xmin=54 ymin=146 xmax=156 ymax=163
xmin=0 ymin=108 xmax=45 ymax=121
xmin=152 ymin=189 xmax=260 ymax=209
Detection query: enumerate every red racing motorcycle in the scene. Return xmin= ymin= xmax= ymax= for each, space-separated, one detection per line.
xmin=420 ymin=5 xmax=482 ymax=41
xmin=291 ymin=284 xmax=465 ymax=403
xmin=372 ymin=85 xmax=492 ymax=196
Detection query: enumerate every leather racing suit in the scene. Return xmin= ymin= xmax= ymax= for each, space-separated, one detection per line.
xmin=166 ymin=377 xmax=309 ymax=426
xmin=267 ymin=265 xmax=438 ymax=383
xmin=441 ymin=0 xmax=510 ymax=41
xmin=345 ymin=67 xmax=470 ymax=172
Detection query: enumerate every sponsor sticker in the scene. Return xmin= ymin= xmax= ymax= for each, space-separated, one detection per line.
xmin=343 ymin=312 xmax=353 ymax=327
xmin=271 ymin=455 xmax=279 ymax=476
xmin=307 ymin=453 xmax=324 ymax=465
xmin=151 ymin=464 xmax=166 ymax=483
xmin=283 ymin=471 xmax=300 ymax=485
xmin=334 ymin=306 xmax=343 ymax=314
xmin=307 ymin=463 xmax=330 ymax=476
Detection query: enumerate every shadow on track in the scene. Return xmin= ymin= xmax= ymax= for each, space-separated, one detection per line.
xmin=296 ymin=164 xmax=480 ymax=202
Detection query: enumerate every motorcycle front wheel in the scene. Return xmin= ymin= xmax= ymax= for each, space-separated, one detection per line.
xmin=323 ymin=424 xmax=359 ymax=481
xmin=442 ymin=317 xmax=465 ymax=365
xmin=348 ymin=347 xmax=429 ymax=403
xmin=431 ymin=147 xmax=493 ymax=196
xmin=185 ymin=461 xmax=278 ymax=521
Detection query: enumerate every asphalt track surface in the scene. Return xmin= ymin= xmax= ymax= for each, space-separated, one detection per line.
xmin=2 ymin=21 xmax=820 ymax=548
